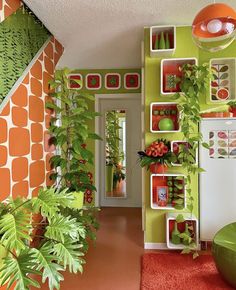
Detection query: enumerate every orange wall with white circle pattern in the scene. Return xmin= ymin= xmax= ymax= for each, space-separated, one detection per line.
xmin=0 ymin=0 xmax=64 ymax=201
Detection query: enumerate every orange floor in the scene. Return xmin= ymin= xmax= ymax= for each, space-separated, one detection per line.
xmin=39 ymin=207 xmax=144 ymax=290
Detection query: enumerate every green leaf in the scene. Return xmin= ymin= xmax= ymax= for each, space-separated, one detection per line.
xmin=0 ymin=250 xmax=41 ymax=290
xmin=181 ymin=247 xmax=191 ymax=254
xmin=176 ymin=214 xmax=185 ymax=223
xmin=0 ymin=211 xmax=31 ymax=251
xmin=53 ymin=238 xmax=85 ymax=273
xmin=45 ymin=214 xmax=81 ymax=243
xmin=193 ymin=251 xmax=199 ymax=259
xmin=202 ymin=142 xmax=210 ymax=149
xmin=32 ymin=242 xmax=64 ymax=290
xmin=88 ymin=133 xmax=103 ymax=140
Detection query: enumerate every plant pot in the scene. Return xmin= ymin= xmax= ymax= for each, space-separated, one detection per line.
xmin=106 ymin=164 xmax=114 ymax=192
xmin=71 ymin=191 xmax=84 ymax=209
xmin=150 ymin=163 xmax=167 ymax=174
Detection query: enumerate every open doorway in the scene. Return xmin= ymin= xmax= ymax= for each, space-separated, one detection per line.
xmin=95 ymin=94 xmax=142 ymax=207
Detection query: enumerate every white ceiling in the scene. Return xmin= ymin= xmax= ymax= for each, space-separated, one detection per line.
xmin=24 ymin=0 xmax=236 ymax=69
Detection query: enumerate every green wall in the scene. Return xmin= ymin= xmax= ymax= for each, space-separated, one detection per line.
xmin=144 ymin=26 xmax=236 ymax=244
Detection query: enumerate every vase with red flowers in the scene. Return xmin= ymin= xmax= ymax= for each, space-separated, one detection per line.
xmin=138 ymin=139 xmax=176 ymax=173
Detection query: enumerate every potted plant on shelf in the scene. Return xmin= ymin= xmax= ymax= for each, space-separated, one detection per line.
xmin=0 ymin=187 xmax=99 ymax=290
xmin=138 ymin=139 xmax=176 ymax=173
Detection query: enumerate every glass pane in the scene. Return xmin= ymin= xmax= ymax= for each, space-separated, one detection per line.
xmin=105 ymin=110 xmax=126 ymax=198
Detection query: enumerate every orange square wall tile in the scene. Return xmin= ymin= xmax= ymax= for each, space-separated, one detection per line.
xmin=9 ymin=128 xmax=30 ymax=156
xmin=45 ymin=42 xmax=53 ymax=59
xmin=31 ymin=144 xmax=43 ymax=160
xmin=46 ymin=153 xmax=53 ymax=171
xmin=12 ymin=157 xmax=28 ymax=182
xmin=0 ymin=102 xmax=10 ymax=116
xmin=31 ymin=123 xmax=43 ymax=143
xmin=55 ymin=38 xmax=64 ymax=56
xmin=22 ymin=73 xmax=29 ymax=85
xmin=29 ymin=160 xmax=45 ymax=187
xmin=29 ymin=96 xmax=44 ymax=122
xmin=0 ymin=168 xmax=10 ymax=200
xmin=0 ymin=146 xmax=7 ymax=167
xmin=11 ymin=84 xmax=28 ymax=107
xmin=45 ymin=114 xmax=51 ymax=129
xmin=30 ymin=77 xmax=43 ymax=98
xmin=46 ymin=171 xmax=55 ymax=186
xmin=43 ymin=72 xmax=53 ymax=95
xmin=12 ymin=107 xmax=28 ymax=127
xmin=32 ymin=186 xmax=43 ymax=197
xmin=0 ymin=118 xmax=7 ymax=143
xmin=31 ymin=60 xmax=42 ymax=80
xmin=44 ymin=56 xmax=54 ymax=76
xmin=5 ymin=0 xmax=21 ymax=11
xmin=12 ymin=181 xmax=29 ymax=199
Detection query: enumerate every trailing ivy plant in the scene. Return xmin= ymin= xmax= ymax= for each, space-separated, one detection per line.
xmin=47 ymin=68 xmax=102 ymax=200
xmin=0 ymin=187 xmax=98 ymax=290
xmin=174 ymin=63 xmax=212 ymax=257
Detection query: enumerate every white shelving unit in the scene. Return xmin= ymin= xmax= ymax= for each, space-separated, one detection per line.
xmin=166 ymin=213 xmax=199 ymax=249
xmin=150 ymin=102 xmax=180 ymax=133
xmin=171 ymin=140 xmax=198 ymax=166
xmin=150 ymin=25 xmax=176 ymax=58
xmin=150 ymin=173 xmax=186 ymax=210
xmin=160 ymin=58 xmax=197 ymax=95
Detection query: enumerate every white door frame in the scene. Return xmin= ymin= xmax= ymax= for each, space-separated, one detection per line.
xmin=94 ymin=93 xmax=141 ymax=207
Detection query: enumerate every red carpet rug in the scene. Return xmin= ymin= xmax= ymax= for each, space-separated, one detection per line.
xmin=141 ymin=253 xmax=235 ymax=290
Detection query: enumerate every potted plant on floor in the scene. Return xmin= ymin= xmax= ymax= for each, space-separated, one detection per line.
xmin=228 ymin=100 xmax=236 ymax=117
xmin=138 ymin=139 xmax=176 ymax=173
xmin=47 ymin=68 xmax=102 ymax=205
xmin=0 ymin=187 xmax=98 ymax=290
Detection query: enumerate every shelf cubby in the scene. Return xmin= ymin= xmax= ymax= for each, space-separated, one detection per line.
xmin=166 ymin=213 xmax=199 ymax=250
xmin=150 ymin=102 xmax=180 ymax=133
xmin=209 ymin=58 xmax=236 ymax=104
xmin=150 ymin=174 xmax=186 ymax=210
xmin=150 ymin=25 xmax=176 ymax=57
xmin=160 ymin=58 xmax=197 ymax=95
xmin=171 ymin=140 xmax=198 ymax=166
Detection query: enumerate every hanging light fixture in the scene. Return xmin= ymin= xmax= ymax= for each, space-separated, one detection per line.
xmin=192 ymin=3 xmax=236 ymax=51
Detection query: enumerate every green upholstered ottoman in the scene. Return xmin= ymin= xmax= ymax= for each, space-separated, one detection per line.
xmin=212 ymin=222 xmax=236 ymax=288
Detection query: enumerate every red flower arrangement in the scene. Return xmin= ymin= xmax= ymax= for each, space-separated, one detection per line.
xmin=138 ymin=139 xmax=176 ymax=171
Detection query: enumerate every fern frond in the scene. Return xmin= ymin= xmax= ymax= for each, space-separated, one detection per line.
xmin=0 ymin=211 xmax=32 ymax=251
xmin=31 ymin=242 xmax=64 ymax=290
xmin=53 ymin=237 xmax=85 ymax=273
xmin=0 ymin=250 xmax=40 ymax=290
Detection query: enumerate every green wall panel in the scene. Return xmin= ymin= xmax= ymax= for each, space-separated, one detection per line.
xmin=144 ymin=26 xmax=236 ymax=244
xmin=0 ymin=5 xmax=51 ymax=103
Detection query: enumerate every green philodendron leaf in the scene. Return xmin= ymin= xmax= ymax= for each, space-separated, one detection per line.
xmin=0 ymin=210 xmax=32 ymax=251
xmin=31 ymin=242 xmax=64 ymax=290
xmin=0 ymin=249 xmax=41 ymax=290
xmin=53 ymin=238 xmax=85 ymax=274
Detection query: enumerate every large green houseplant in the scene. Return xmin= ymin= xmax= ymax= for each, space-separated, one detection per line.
xmin=174 ymin=63 xmax=212 ymax=256
xmin=47 ymin=68 xmax=102 ymax=204
xmin=105 ymin=111 xmax=125 ymax=191
xmin=0 ymin=187 xmax=98 ymax=290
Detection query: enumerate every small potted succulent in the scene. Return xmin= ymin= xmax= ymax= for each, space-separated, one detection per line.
xmin=138 ymin=139 xmax=176 ymax=173
xmin=228 ymin=101 xmax=236 ymax=117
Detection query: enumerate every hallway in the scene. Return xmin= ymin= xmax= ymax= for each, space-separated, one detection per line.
xmin=61 ymin=207 xmax=143 ymax=290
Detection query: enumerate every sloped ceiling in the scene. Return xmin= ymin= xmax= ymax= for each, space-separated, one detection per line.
xmin=24 ymin=0 xmax=236 ymax=69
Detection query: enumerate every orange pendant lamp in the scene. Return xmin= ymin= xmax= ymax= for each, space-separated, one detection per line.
xmin=192 ymin=3 xmax=236 ymax=51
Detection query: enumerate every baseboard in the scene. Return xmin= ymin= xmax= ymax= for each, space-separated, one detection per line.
xmin=144 ymin=243 xmax=169 ymax=250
